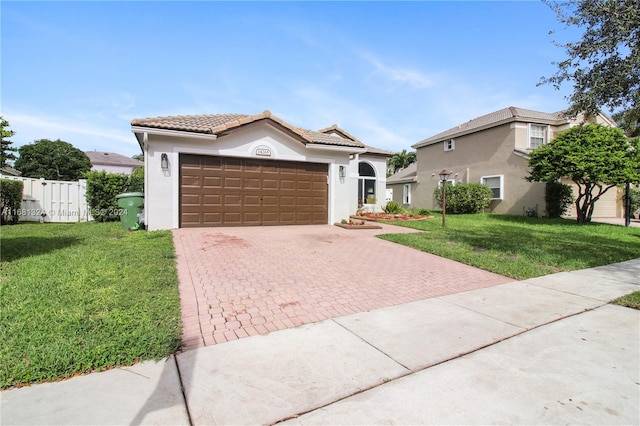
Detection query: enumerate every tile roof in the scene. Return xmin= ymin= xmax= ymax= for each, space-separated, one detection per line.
xmin=85 ymin=151 xmax=143 ymax=167
xmin=387 ymin=162 xmax=417 ymax=184
xmin=413 ymin=106 xmax=567 ymax=148
xmin=131 ymin=111 xmax=366 ymax=149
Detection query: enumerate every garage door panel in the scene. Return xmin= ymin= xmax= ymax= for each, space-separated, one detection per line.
xmin=180 ymin=154 xmax=327 ymax=227
xmin=243 ymin=195 xmax=261 ymax=206
xmin=262 ymin=179 xmax=279 ymax=190
xmin=244 ymin=178 xmax=261 ymax=189
xmin=279 ymin=180 xmax=295 ymax=190
xmin=224 ymin=177 xmax=242 ymax=189
xmin=203 ymin=195 xmax=221 ymax=206
xmin=224 ymin=195 xmax=242 ymax=206
xmin=297 ymin=181 xmax=312 ymax=191
xmin=280 ymin=196 xmax=295 ymax=207
xmin=202 ymin=157 xmax=224 ymax=170
xmin=203 ymin=176 xmax=222 ymax=188
xmin=262 ymin=195 xmax=278 ymax=206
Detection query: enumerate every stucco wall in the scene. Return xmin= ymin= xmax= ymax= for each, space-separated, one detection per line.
xmin=142 ymin=124 xmax=361 ymax=230
xmin=414 ymin=123 xmax=547 ymax=215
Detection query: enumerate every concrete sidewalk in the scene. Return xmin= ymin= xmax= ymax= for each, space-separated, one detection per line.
xmin=2 ymin=259 xmax=639 ymax=425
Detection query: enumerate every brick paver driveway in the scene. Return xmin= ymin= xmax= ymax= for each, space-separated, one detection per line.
xmin=173 ymin=224 xmax=514 ymax=350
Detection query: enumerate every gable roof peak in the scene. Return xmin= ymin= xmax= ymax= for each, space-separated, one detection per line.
xmin=413 ymin=106 xmax=568 ymax=149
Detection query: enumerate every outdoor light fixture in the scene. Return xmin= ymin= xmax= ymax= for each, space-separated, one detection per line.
xmin=339 ymin=165 xmax=346 ymax=178
xmin=160 ymin=153 xmax=169 ymax=171
xmin=439 ymin=169 xmax=451 ymax=227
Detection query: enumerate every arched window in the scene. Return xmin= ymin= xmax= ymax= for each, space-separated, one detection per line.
xmin=358 ymin=162 xmax=377 ymax=205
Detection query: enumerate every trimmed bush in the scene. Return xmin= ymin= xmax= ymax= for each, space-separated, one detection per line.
xmin=85 ymin=169 xmax=145 ymax=222
xmin=86 ymin=171 xmax=130 ymax=222
xmin=545 ymin=181 xmax=573 ymax=218
xmin=127 ymin=167 xmax=144 ymax=193
xmin=434 ymin=183 xmax=492 ymax=214
xmin=0 ymin=179 xmax=23 ymax=225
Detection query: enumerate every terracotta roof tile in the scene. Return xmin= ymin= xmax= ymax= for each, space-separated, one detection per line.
xmin=132 ymin=111 xmax=367 ymax=149
xmin=413 ymin=106 xmax=567 ymax=148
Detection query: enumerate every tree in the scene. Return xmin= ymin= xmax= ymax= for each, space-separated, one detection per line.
xmin=527 ymin=124 xmax=640 ymax=223
xmin=539 ymin=0 xmax=639 ymax=123
xmin=388 ymin=149 xmax=417 ymax=175
xmin=0 ymin=117 xmax=18 ymax=168
xmin=132 ymin=153 xmax=144 ymax=161
xmin=613 ymin=108 xmax=640 ymax=137
xmin=15 ymin=139 xmax=91 ymax=181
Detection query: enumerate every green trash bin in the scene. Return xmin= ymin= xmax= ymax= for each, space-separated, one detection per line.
xmin=116 ymin=192 xmax=144 ymax=231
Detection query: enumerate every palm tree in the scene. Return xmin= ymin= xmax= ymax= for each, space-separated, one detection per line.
xmin=388 ymin=149 xmax=417 ymax=175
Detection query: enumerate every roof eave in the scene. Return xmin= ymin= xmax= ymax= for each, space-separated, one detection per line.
xmin=131 ymin=126 xmax=219 ymax=140
xmin=305 ymin=144 xmax=365 ymax=153
xmin=413 ymin=115 xmax=568 ymax=149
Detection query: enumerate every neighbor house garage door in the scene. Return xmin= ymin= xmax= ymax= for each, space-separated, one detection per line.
xmin=180 ymin=154 xmax=328 ymax=227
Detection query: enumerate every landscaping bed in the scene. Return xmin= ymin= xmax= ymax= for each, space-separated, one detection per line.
xmin=351 ymin=213 xmax=433 ymax=222
xmin=334 ymin=220 xmax=382 ymax=229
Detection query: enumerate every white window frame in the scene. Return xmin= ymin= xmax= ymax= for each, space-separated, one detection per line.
xmin=528 ymin=124 xmax=549 ymax=149
xmin=481 ymin=174 xmax=504 ymax=200
xmin=444 ymin=139 xmax=455 ymax=152
xmin=437 ymin=179 xmax=456 ymax=188
xmin=403 ymin=184 xmax=411 ymax=204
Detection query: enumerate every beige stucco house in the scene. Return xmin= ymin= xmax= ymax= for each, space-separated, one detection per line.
xmin=131 ymin=111 xmax=391 ymax=231
xmin=403 ymin=106 xmax=620 ymax=218
xmin=386 ymin=163 xmax=417 ymax=207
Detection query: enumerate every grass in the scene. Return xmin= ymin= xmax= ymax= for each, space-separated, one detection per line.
xmin=612 ymin=291 xmax=640 ymax=309
xmin=379 ymin=214 xmax=640 ymax=280
xmin=0 ymin=222 xmax=182 ymax=388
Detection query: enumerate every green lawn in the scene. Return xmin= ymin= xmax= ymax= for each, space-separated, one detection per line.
xmin=379 ymin=214 xmax=640 ymax=280
xmin=0 ymin=222 xmax=182 ymax=388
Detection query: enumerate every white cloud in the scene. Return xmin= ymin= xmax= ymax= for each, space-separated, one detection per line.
xmin=6 ymin=112 xmax=140 ymax=156
xmin=360 ymin=51 xmax=435 ymax=90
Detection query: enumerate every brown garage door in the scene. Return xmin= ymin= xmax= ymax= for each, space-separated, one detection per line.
xmin=180 ymin=154 xmax=328 ymax=227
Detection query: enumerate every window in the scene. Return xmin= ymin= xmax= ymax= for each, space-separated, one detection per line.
xmin=481 ymin=175 xmax=504 ymax=200
xmin=437 ymin=179 xmax=455 ymax=188
xmin=358 ymin=162 xmax=377 ymax=205
xmin=403 ymin=184 xmax=411 ymax=204
xmin=444 ymin=139 xmax=455 ymax=151
xmin=529 ymin=124 xmax=548 ymax=149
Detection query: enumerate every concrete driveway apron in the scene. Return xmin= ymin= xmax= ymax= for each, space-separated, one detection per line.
xmin=172 ymin=224 xmax=514 ymax=349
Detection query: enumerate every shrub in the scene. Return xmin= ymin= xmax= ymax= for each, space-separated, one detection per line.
xmin=383 ymin=201 xmax=403 ymax=214
xmin=626 ymin=187 xmax=640 ymax=217
xmin=416 ymin=208 xmax=431 ymax=216
xmin=127 ymin=167 xmax=144 ymax=193
xmin=433 ymin=183 xmax=492 ymax=214
xmin=0 ymin=179 xmax=23 ymax=225
xmin=545 ymin=181 xmax=573 ymax=218
xmin=86 ymin=171 xmax=130 ymax=222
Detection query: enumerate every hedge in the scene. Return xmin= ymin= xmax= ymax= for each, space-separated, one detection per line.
xmin=434 ymin=183 xmax=493 ymax=214
xmin=85 ymin=170 xmax=143 ymax=222
xmin=0 ymin=179 xmax=24 ymax=225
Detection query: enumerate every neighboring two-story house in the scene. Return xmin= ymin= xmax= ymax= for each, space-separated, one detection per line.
xmin=400 ymin=106 xmax=619 ymax=218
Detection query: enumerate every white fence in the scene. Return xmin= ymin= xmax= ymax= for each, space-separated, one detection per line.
xmin=1 ymin=175 xmax=93 ymax=223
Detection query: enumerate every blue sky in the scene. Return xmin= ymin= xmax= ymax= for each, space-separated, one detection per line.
xmin=2 ymin=1 xmax=578 ymax=158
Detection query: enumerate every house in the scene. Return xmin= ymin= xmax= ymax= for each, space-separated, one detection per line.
xmin=85 ymin=151 xmax=143 ymax=175
xmin=386 ymin=162 xmax=417 ymax=207
xmin=0 ymin=166 xmax=22 ymax=176
xmin=131 ymin=110 xmax=392 ymax=231
xmin=403 ymin=106 xmax=619 ymax=218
